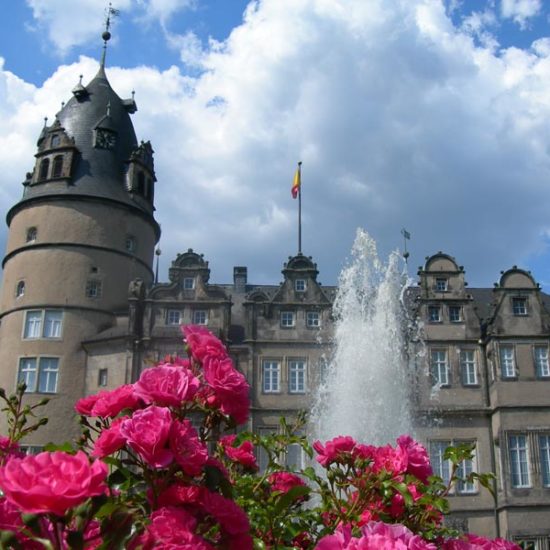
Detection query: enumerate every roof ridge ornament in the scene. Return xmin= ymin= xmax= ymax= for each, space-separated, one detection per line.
xmin=100 ymin=3 xmax=120 ymax=69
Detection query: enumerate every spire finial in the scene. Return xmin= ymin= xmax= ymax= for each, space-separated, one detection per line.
xmin=100 ymin=3 xmax=120 ymax=68
xmin=106 ymin=101 xmax=111 ymax=117
xmin=43 ymin=117 xmax=48 ymax=128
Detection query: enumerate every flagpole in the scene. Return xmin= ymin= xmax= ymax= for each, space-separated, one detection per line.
xmin=298 ymin=162 xmax=302 ymax=254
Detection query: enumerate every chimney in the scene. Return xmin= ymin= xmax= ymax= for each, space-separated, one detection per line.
xmin=233 ymin=266 xmax=247 ymax=293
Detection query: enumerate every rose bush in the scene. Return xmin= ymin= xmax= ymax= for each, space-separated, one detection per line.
xmin=0 ymin=326 xmax=521 ymax=549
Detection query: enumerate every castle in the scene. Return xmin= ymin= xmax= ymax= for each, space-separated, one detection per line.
xmin=0 ymin=41 xmax=549 ymax=547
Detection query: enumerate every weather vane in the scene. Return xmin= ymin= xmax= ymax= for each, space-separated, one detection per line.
xmin=401 ymin=228 xmax=410 ymax=264
xmin=100 ymin=3 xmax=120 ymax=68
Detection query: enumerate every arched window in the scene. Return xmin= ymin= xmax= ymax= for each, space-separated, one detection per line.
xmin=136 ymin=171 xmax=145 ymax=195
xmin=39 ymin=158 xmax=50 ymax=180
xmin=52 ymin=155 xmax=63 ymax=178
xmin=16 ymin=281 xmax=25 ymax=298
xmin=26 ymin=227 xmax=37 ymax=242
xmin=50 ymin=134 xmax=60 ymax=147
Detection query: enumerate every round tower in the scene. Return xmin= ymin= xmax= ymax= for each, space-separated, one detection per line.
xmin=0 ymin=56 xmax=160 ymax=444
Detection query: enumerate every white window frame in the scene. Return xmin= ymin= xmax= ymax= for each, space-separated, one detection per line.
xmin=183 ymin=277 xmax=195 ymax=290
xmin=509 ymin=434 xmax=530 ymax=488
xmin=192 ymin=310 xmax=208 ymax=325
xmin=428 ymin=305 xmax=441 ymax=323
xmin=429 ymin=440 xmax=451 ymax=485
xmin=280 ymin=311 xmax=295 ymax=328
xmin=306 ymin=311 xmax=320 ymax=328
xmin=295 ymin=279 xmax=307 ymax=292
xmin=431 ymin=349 xmax=449 ymax=386
xmin=449 ymin=306 xmax=461 ymax=323
xmin=539 ymin=434 xmax=550 ymax=487
xmin=23 ymin=310 xmax=63 ymax=340
xmin=435 ymin=278 xmax=448 ymax=292
xmin=512 ymin=297 xmax=528 ymax=316
xmin=460 ymin=350 xmax=477 ymax=386
xmin=288 ymin=359 xmax=307 ymax=394
xmin=534 ymin=346 xmax=550 ymax=378
xmin=500 ymin=345 xmax=516 ymax=379
xmin=166 ymin=309 xmax=181 ymax=325
xmin=456 ymin=442 xmax=477 ymax=494
xmin=262 ymin=360 xmax=280 ymax=393
xmin=86 ymin=279 xmax=102 ymax=299
xmin=17 ymin=357 xmax=59 ymax=394
xmin=98 ymin=368 xmax=108 ymax=387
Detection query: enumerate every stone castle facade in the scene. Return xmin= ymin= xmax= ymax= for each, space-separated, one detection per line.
xmin=0 ymin=61 xmax=549 ymax=547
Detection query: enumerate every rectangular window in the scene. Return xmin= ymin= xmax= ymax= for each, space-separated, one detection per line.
xmin=18 ymin=357 xmax=59 ymax=394
xmin=516 ymin=540 xmax=538 ymax=550
xmin=193 ymin=310 xmax=207 ymax=325
xmin=289 ymin=360 xmax=306 ymax=393
xmin=262 ymin=361 xmax=280 ymax=393
xmin=295 ymin=279 xmax=306 ymax=292
xmin=285 ymin=431 xmax=305 ymax=469
xmin=166 ymin=309 xmax=181 ymax=325
xmin=24 ymin=310 xmax=63 ymax=339
xmin=512 ymin=297 xmax=528 ymax=316
xmin=431 ymin=350 xmax=449 ymax=386
xmin=456 ymin=442 xmax=477 ymax=494
xmin=20 ymin=445 xmax=44 ymax=455
xmin=509 ymin=435 xmax=530 ymax=488
xmin=86 ymin=280 xmax=102 ymax=298
xmin=183 ymin=277 xmax=195 ymax=290
xmin=98 ymin=368 xmax=108 ymax=387
xmin=539 ymin=435 xmax=550 ymax=487
xmin=428 ymin=305 xmax=441 ymax=323
xmin=306 ymin=311 xmax=320 ymax=328
xmin=435 ymin=278 xmax=448 ymax=292
xmin=449 ymin=306 xmax=461 ymax=322
xmin=429 ymin=440 xmax=451 ymax=485
xmin=500 ymin=346 xmax=516 ymax=379
xmin=534 ymin=346 xmax=550 ymax=378
xmin=460 ymin=350 xmax=477 ymax=386
xmin=280 ymin=311 xmax=295 ymax=328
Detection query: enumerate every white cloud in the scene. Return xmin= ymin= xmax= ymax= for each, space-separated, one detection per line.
xmin=4 ymin=0 xmax=550 ymax=288
xmin=501 ymin=0 xmax=542 ymax=29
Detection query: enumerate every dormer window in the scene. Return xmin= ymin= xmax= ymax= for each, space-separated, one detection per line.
xmin=435 ymin=278 xmax=448 ymax=292
xmin=512 ymin=297 xmax=528 ymax=316
xmin=39 ymin=158 xmax=49 ymax=180
xmin=50 ymin=134 xmax=60 ymax=148
xmin=52 ymin=155 xmax=63 ymax=178
xmin=183 ymin=277 xmax=195 ymax=290
xmin=295 ymin=279 xmax=307 ymax=292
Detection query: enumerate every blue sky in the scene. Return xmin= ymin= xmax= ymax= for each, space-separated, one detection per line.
xmin=2 ymin=0 xmax=550 ymax=289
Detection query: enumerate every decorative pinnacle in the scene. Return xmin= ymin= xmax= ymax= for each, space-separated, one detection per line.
xmin=100 ymin=3 xmax=120 ymax=68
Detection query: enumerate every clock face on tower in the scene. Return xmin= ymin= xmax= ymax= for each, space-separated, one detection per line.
xmin=95 ymin=129 xmax=117 ymax=150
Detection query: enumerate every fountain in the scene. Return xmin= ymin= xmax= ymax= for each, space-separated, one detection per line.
xmin=311 ymin=228 xmax=415 ymax=445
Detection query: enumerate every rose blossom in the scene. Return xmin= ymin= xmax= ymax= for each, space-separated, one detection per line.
xmin=201 ymin=490 xmax=251 ymax=536
xmin=120 ymin=406 xmax=173 ymax=468
xmin=203 ymin=356 xmax=250 ymax=424
xmin=442 ymin=535 xmax=521 ymax=550
xmin=0 ymin=450 xmax=107 ymax=516
xmin=182 ymin=325 xmax=229 ymax=362
xmin=313 ymin=436 xmax=357 ymax=467
xmin=91 ymin=417 xmax=126 ymax=458
xmin=169 ymin=419 xmax=208 ymax=476
xmin=76 ymin=385 xmax=141 ymax=418
xmin=397 ymin=435 xmax=433 ymax=483
xmin=220 ymin=435 xmax=257 ymax=470
xmin=0 ymin=436 xmax=24 ymax=466
xmin=134 ymin=365 xmax=200 ymax=407
xmin=268 ymin=472 xmax=307 ymax=495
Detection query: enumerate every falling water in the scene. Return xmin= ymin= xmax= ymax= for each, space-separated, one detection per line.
xmin=311 ymin=229 xmax=414 ymax=445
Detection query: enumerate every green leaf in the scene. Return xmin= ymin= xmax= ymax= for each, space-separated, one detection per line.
xmin=43 ymin=441 xmax=75 ymax=453
xmin=273 ymin=485 xmax=310 ymax=515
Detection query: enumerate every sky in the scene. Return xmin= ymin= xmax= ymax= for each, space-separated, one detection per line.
xmin=2 ymin=0 xmax=550 ymax=289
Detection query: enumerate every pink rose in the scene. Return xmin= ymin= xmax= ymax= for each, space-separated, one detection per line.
xmin=397 ymin=435 xmax=433 ymax=483
xmin=157 ymin=483 xmax=205 ymax=508
xmin=120 ymin=406 xmax=173 ymax=468
xmin=77 ymin=385 xmax=141 ymax=418
xmin=313 ymin=436 xmax=357 ymax=467
xmin=91 ymin=418 xmax=126 ymax=458
xmin=0 ymin=450 xmax=107 ymax=516
xmin=462 ymin=534 xmax=521 ymax=550
xmin=203 ymin=356 xmax=250 ymax=424
xmin=370 ymin=444 xmax=407 ymax=476
xmin=220 ymin=435 xmax=258 ymax=470
xmin=0 ymin=436 xmax=24 ymax=466
xmin=169 ymin=419 xmax=208 ymax=476
xmin=201 ymin=490 xmax=250 ymax=536
xmin=134 ymin=365 xmax=200 ymax=407
xmin=268 ymin=471 xmax=307 ymax=495
xmin=182 ymin=325 xmax=229 ymax=362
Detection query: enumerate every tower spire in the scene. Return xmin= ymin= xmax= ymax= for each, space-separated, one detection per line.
xmin=100 ymin=3 xmax=120 ymax=68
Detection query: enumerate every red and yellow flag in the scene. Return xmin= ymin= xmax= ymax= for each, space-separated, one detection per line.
xmin=291 ymin=165 xmax=301 ymax=199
